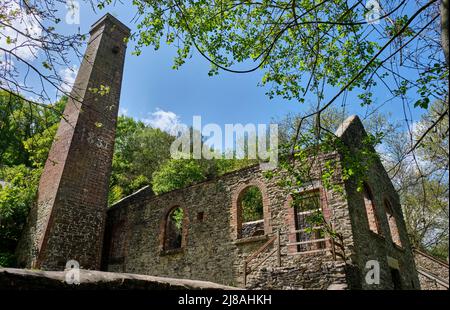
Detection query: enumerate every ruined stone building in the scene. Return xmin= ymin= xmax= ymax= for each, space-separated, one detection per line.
xmin=101 ymin=115 xmax=420 ymax=290
xmin=14 ymin=14 xmax=446 ymax=290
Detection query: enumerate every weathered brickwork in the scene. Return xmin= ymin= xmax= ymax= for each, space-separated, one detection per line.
xmin=16 ymin=14 xmax=130 ymax=270
xmin=414 ymin=249 xmax=449 ymax=290
xmin=102 ymin=116 xmax=420 ymax=289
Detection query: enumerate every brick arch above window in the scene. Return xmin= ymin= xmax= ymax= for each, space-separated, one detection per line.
xmin=231 ymin=180 xmax=271 ymax=240
xmin=159 ymin=205 xmax=189 ymax=254
xmin=362 ymin=182 xmax=381 ymax=235
xmin=384 ymin=198 xmax=402 ymax=247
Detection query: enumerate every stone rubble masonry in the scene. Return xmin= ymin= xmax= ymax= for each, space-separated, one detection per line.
xmin=337 ymin=116 xmax=420 ymax=290
xmin=247 ymin=261 xmax=348 ymax=290
xmin=15 ymin=14 xmax=130 ymax=271
xmin=102 ymin=115 xmax=420 ymax=289
xmin=11 ymin=12 xmax=421 ymax=289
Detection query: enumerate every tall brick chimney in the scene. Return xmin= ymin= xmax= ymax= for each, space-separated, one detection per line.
xmin=16 ymin=14 xmax=130 ymax=270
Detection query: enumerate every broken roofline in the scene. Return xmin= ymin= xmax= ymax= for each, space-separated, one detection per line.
xmin=108 ymin=163 xmax=261 ymax=211
xmin=108 ymin=115 xmax=365 ymax=211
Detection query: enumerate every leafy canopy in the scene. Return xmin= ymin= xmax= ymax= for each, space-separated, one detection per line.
xmin=128 ymin=0 xmax=381 ymax=102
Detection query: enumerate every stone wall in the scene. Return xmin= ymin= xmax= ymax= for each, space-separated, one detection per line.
xmin=247 ymin=260 xmax=348 ymax=290
xmin=102 ymin=115 xmax=419 ymax=290
xmin=103 ymin=162 xmax=353 ymax=289
xmin=337 ymin=116 xmax=420 ymax=290
xmin=0 ymin=268 xmax=236 ymax=290
xmin=414 ymin=250 xmax=449 ymax=290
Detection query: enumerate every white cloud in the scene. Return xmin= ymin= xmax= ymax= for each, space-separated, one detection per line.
xmin=0 ymin=1 xmax=42 ymax=61
xmin=119 ymin=107 xmax=128 ymax=116
xmin=143 ymin=108 xmax=187 ymax=135
xmin=60 ymin=65 xmax=78 ymax=93
xmin=410 ymin=121 xmax=424 ymax=137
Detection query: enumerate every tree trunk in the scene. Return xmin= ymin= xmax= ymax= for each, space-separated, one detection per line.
xmin=441 ymin=0 xmax=449 ymax=66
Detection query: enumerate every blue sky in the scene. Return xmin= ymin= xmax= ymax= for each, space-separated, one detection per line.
xmin=63 ymin=2 xmax=415 ymax=129
xmin=3 ymin=0 xmax=430 ymax=150
xmin=65 ymin=2 xmax=303 ymax=129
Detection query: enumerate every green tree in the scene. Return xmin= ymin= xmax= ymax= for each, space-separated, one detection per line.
xmin=385 ymin=100 xmax=449 ymax=259
xmin=152 ymin=157 xmax=207 ymax=194
xmin=125 ymin=0 xmax=447 ymax=117
xmin=23 ymin=124 xmax=59 ymax=168
xmin=0 ymin=165 xmax=41 ymax=266
xmin=415 ymin=100 xmax=449 ymax=176
xmin=149 ymin=127 xmax=258 ymax=196
xmin=402 ymin=178 xmax=448 ymax=258
xmin=109 ymin=116 xmax=175 ymax=203
xmin=150 ymin=155 xmax=258 ymax=196
xmin=0 ymin=91 xmax=65 ymax=167
xmin=241 ymin=186 xmax=264 ymax=222
xmin=0 ymin=91 xmax=64 ymax=266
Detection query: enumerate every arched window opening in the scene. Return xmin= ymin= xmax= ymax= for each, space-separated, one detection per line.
xmin=239 ymin=186 xmax=264 ymax=238
xmin=164 ymin=207 xmax=184 ymax=251
xmin=363 ymin=183 xmax=380 ymax=234
xmin=291 ymin=190 xmax=326 ymax=252
xmin=384 ymin=200 xmax=402 ymax=247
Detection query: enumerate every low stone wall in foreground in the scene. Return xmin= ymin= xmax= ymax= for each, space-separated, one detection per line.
xmin=0 ymin=268 xmax=238 ymax=290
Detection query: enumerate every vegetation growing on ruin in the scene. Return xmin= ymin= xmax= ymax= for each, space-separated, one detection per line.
xmin=0 ymin=0 xmax=448 ymax=265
